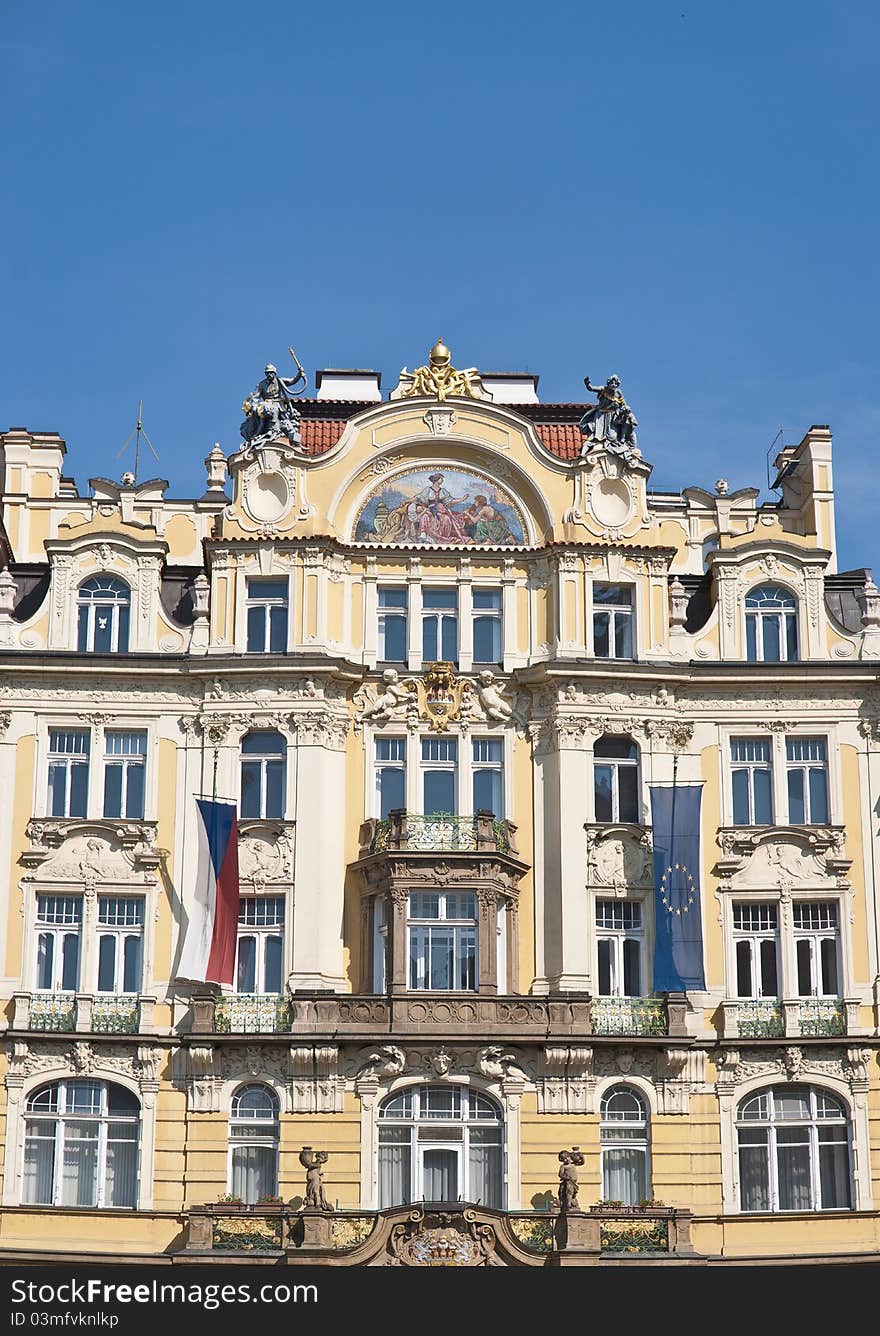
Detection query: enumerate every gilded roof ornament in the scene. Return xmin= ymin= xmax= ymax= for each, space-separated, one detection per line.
xmin=391 ymin=339 xmax=486 ymax=402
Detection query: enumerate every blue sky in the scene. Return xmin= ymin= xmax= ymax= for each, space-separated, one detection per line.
xmin=2 ymin=1 xmax=878 ymax=571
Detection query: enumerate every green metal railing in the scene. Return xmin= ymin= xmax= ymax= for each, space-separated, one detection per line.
xmin=590 ymin=996 xmax=667 ymax=1036
xmin=215 ymin=994 xmax=291 ymax=1034
xmin=737 ymin=1000 xmax=785 ymax=1038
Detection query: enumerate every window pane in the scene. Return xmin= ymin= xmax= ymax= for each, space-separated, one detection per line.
xmin=731 ymin=769 xmax=750 ymax=825
xmin=808 ymin=768 xmax=829 ymax=824
xmin=77 ymin=605 xmax=89 ymax=653
xmin=763 ymin=615 xmax=781 ymax=662
xmin=264 ymin=935 xmax=283 ymax=994
xmin=440 ymin=615 xmax=458 ymax=662
xmin=597 ymin=938 xmax=612 ymax=995
xmin=796 ymin=939 xmax=813 ymax=996
xmin=231 ymin=1144 xmax=276 ymax=1205
xmin=469 ymin=1129 xmax=502 ymax=1208
xmin=48 ymin=763 xmax=68 ymax=817
xmin=746 ymin=615 xmax=757 ymax=662
xmin=379 ymin=1129 xmax=411 ymax=1208
xmin=61 ymin=933 xmax=79 ymax=991
xmin=622 ymin=937 xmax=640 ymax=996
xmin=739 ymin=1139 xmax=770 ymax=1211
xmin=122 ymin=936 xmax=141 ymax=993
xmin=820 ymin=938 xmax=838 ymax=996
xmin=617 ymin=766 xmax=639 ymax=823
xmin=378 ymin=767 xmax=406 ymax=818
xmin=69 ymin=763 xmax=89 ymax=819
xmin=760 ymin=938 xmax=778 ymax=997
xmin=37 ymin=933 xmax=54 ymax=990
xmin=125 ymin=762 xmax=145 ymax=819
xmin=268 ymin=605 xmax=287 ymax=653
xmin=422 ymin=617 xmax=438 ymax=663
xmin=473 ymin=768 xmax=503 ymax=817
xmin=237 ymin=937 xmax=257 ymax=994
xmin=473 ymin=616 xmax=502 ymax=663
xmin=603 ymin=1147 xmax=646 ymax=1206
xmin=240 ymin=761 xmax=261 ymax=818
xmin=93 ymin=608 xmax=113 ymax=653
xmin=818 ymin=1137 xmax=851 ymax=1209
xmin=23 ymin=1127 xmax=55 ymax=1205
xmin=97 ymin=936 xmax=116 ymax=992
xmin=753 ymin=768 xmax=772 ymax=825
xmin=472 ymin=589 xmax=502 ymax=610
xmin=102 ymin=764 xmax=123 ymax=819
xmin=380 ymin=614 xmax=407 ymax=662
xmin=785 ymin=614 xmax=798 ymax=661
xmin=424 ymin=770 xmax=455 ymax=814
xmin=787 ymin=769 xmax=805 ymax=825
xmin=61 ymin=1123 xmax=99 ymax=1206
xmin=264 ymin=759 xmax=285 ymax=819
xmin=246 ymin=605 xmax=266 ymax=652
xmin=594 ymin=766 xmax=613 ymax=822
xmin=117 ymin=605 xmax=130 ymax=653
xmin=593 ymin=611 xmax=610 ymax=658
xmin=423 ymin=589 xmax=457 ymax=610
xmin=614 ymin=615 xmax=633 ymax=659
xmin=776 ymin=1133 xmax=812 ymax=1211
xmin=105 ymin=1134 xmax=137 ymax=1208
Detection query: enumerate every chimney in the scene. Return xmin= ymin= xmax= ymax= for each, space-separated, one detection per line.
xmin=315 ymin=369 xmax=382 ymax=402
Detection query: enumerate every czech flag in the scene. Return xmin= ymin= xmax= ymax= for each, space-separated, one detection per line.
xmin=178 ymin=799 xmax=240 ymax=985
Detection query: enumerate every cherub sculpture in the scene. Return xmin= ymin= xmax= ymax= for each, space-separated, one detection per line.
xmin=558 ymin=1147 xmax=585 ymax=1213
xmin=354 ymin=669 xmax=416 ymax=725
xmin=299 ymin=1147 xmax=331 ymax=1211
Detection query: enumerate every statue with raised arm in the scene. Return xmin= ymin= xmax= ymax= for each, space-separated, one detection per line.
xmin=578 ymin=373 xmax=639 ymax=460
xmin=557 ymin=1147 xmax=585 ymax=1213
xmin=299 ymin=1146 xmax=331 ymax=1211
xmin=241 ymin=349 xmax=308 ymax=449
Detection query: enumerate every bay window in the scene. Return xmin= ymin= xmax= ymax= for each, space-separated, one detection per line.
xmin=408 ymin=891 xmax=476 ymax=990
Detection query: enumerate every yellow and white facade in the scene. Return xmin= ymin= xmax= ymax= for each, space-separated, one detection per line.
xmin=2 ymin=347 xmax=880 ymax=1265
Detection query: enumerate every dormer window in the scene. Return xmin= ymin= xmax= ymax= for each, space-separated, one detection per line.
xmin=77 ymin=577 xmax=130 ymax=654
xmin=745 ymin=585 xmax=798 ymax=662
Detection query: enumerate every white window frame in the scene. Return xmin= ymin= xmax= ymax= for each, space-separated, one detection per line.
xmin=420 ymin=737 xmax=459 ymax=816
xmin=593 ymin=737 xmax=641 ymax=824
xmin=245 ymin=577 xmax=289 ymax=654
xmin=595 ymin=899 xmax=644 ymax=997
xmin=471 ymin=736 xmax=504 ymax=818
xmin=21 ymin=1079 xmax=140 ymax=1210
xmin=792 ymin=900 xmax=841 ymax=998
xmin=46 ymin=727 xmax=91 ymax=819
xmin=34 ymin=894 xmax=83 ymax=993
xmin=235 ymin=895 xmax=286 ymax=996
xmin=374 ymin=736 xmax=407 ymax=819
xmin=227 ymin=1084 xmax=280 ymax=1204
xmin=76 ymin=576 xmax=131 ymax=654
xmin=421 ymin=587 xmax=459 ymax=665
xmin=599 ymin=1084 xmax=651 ymax=1205
xmin=735 ymin=1085 xmax=851 ymax=1213
xmin=730 ymin=737 xmax=774 ymax=826
xmin=731 ymin=901 xmax=779 ymax=999
xmin=592 ymin=583 xmax=635 ymax=661
xmin=95 ymin=895 xmax=145 ymax=995
xmin=102 ymin=730 xmax=147 ymax=820
xmin=377 ymin=586 xmax=409 ymax=664
xmin=471 ymin=587 xmax=503 ymax=665
xmin=407 ymin=891 xmax=477 ymax=991
xmin=240 ymin=731 xmax=288 ymax=820
xmin=376 ymin=1085 xmax=503 ymax=1209
xmin=785 ymin=736 xmax=830 ymax=826
xmin=744 ymin=585 xmax=799 ymax=663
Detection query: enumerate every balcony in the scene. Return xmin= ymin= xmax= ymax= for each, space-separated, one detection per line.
xmin=214 ymin=993 xmax=291 ymax=1034
xmin=590 ymin=996 xmax=673 ymax=1038
xmin=11 ymin=992 xmax=155 ymax=1034
xmin=360 ymin=810 xmax=517 ymax=857
xmin=720 ymin=997 xmax=859 ymax=1039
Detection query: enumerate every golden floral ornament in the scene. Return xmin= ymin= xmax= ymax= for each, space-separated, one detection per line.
xmin=391 ymin=339 xmax=487 ymax=402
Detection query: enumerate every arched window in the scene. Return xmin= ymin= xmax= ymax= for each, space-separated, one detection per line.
xmin=600 ymin=1085 xmax=650 ymax=1204
xmin=240 ymin=731 xmax=286 ymax=819
xmin=229 ymin=1084 xmax=279 ymax=1204
xmin=736 ymin=1085 xmax=851 ymax=1212
xmin=77 ymin=576 xmax=131 ymax=653
xmin=377 ymin=1086 xmax=502 ymax=1209
xmin=23 ymin=1079 xmax=139 ymax=1208
xmin=594 ymin=735 xmax=640 ymax=824
xmin=745 ymin=585 xmax=798 ymax=662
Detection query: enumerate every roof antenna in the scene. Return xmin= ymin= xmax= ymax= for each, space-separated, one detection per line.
xmin=115 ymin=400 xmax=160 ymax=483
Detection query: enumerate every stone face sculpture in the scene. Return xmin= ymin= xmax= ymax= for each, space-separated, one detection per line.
xmin=299 ymin=1146 xmax=331 ymax=1211
xmin=241 ymin=357 xmax=307 ymax=450
xmin=579 ymin=374 xmax=639 ymax=459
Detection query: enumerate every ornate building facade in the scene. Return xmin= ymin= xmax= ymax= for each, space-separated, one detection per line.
xmin=1 ymin=345 xmax=880 ymax=1265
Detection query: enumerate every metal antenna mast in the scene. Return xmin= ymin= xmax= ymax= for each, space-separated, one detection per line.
xmin=115 ymin=400 xmax=160 ymax=482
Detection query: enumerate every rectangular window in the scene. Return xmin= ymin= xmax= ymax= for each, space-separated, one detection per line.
xmin=421 ymin=737 xmax=457 ymax=814
xmin=732 ymin=902 xmax=779 ymax=998
xmin=408 ymin=891 xmax=477 ymax=990
xmin=595 ymin=899 xmax=643 ymax=996
xmin=102 ymin=731 xmax=146 ymax=820
xmin=472 ymin=738 xmax=503 ymax=817
xmin=372 ymin=895 xmax=387 ymax=992
xmin=793 ymin=902 xmax=840 ymax=996
xmin=378 ymin=587 xmax=408 ymax=663
xmin=236 ymin=896 xmax=285 ymax=994
xmin=35 ymin=895 xmax=82 ymax=992
xmin=246 ymin=579 xmax=289 ymax=653
xmin=472 ymin=589 xmax=503 ymax=664
xmin=422 ymin=588 xmax=458 ymax=664
xmin=96 ymin=896 xmax=144 ymax=994
xmin=593 ymin=584 xmax=634 ymax=660
xmin=375 ymin=737 xmax=407 ymax=819
xmin=47 ymin=729 xmax=90 ymax=819
xmin=786 ymin=737 xmax=829 ymax=825
xmin=731 ymin=738 xmax=773 ymax=825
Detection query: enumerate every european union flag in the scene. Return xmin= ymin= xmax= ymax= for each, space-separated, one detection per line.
xmin=650 ymin=783 xmax=705 ymax=992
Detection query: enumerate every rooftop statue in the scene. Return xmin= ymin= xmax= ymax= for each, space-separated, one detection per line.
xmin=240 ymin=349 xmax=307 ymax=450
xmin=393 ymin=339 xmax=485 ymax=402
xmin=578 ymin=373 xmax=640 ymax=462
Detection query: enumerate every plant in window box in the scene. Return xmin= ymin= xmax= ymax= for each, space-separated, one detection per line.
xmin=211 ymin=1193 xmax=246 ymax=1211
xmin=253 ymin=1194 xmax=284 ymax=1214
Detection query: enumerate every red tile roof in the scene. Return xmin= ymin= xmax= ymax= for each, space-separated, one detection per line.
xmin=296 ymin=400 xmax=586 ymax=462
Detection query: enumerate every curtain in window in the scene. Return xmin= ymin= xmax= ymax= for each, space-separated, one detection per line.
xmin=818 ymin=1130 xmax=851 ymax=1209
xmin=775 ymin=1128 xmax=812 ymax=1211
xmin=231 ymin=1144 xmax=276 ymax=1204
xmin=737 ymin=1130 xmax=770 ymax=1211
xmin=602 ymin=1145 xmax=646 ymax=1205
xmin=61 ymin=1122 xmax=99 ymax=1206
xmin=422 ymin=1149 xmax=457 ymax=1201
xmin=105 ymin=1123 xmax=138 ymax=1208
xmin=378 ymin=1128 xmax=411 ymax=1208
xmin=468 ymin=1129 xmax=502 ymax=1207
xmin=22 ymin=1122 xmax=55 ymax=1204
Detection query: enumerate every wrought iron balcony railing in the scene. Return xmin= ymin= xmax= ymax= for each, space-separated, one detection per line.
xmin=214 ymin=993 xmax=292 ymax=1034
xmin=28 ymin=993 xmax=76 ymax=1031
xmin=797 ymin=998 xmax=846 ymax=1037
xmin=91 ymin=995 xmax=139 ymax=1034
xmin=589 ymin=996 xmax=668 ymax=1037
xmin=11 ymin=991 xmax=156 ymax=1034
xmin=360 ymin=810 xmax=517 ymax=857
xmin=733 ymin=999 xmax=785 ymax=1038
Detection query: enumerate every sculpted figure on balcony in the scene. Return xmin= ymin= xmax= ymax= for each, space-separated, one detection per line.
xmin=299 ymin=1147 xmax=331 ymax=1211
xmin=354 ymin=669 xmax=416 ymax=725
xmin=558 ymin=1147 xmax=585 ymax=1213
